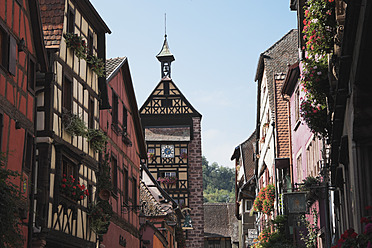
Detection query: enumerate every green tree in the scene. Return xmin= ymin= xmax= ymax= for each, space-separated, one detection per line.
xmin=202 ymin=156 xmax=235 ymax=203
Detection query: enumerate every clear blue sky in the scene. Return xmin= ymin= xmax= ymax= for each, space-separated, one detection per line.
xmin=90 ymin=0 xmax=297 ymax=168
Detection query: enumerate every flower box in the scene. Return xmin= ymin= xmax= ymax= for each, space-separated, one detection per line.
xmin=60 ymin=174 xmax=89 ymax=202
xmin=147 ymin=152 xmax=155 ymax=160
xmin=63 ymin=33 xmax=87 ymax=59
xmin=180 ymin=152 xmax=187 ymax=159
xmin=157 ymin=176 xmax=177 ymax=185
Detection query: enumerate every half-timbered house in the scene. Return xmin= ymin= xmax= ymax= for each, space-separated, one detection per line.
xmin=0 ymin=0 xmax=47 ymax=247
xmin=100 ymin=57 xmax=147 ymax=247
xmin=140 ymin=35 xmax=204 ymax=247
xmin=140 ymin=164 xmax=182 ymax=248
xmin=33 ymin=1 xmax=110 ymax=247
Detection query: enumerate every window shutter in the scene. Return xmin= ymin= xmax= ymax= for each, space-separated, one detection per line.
xmin=8 ymin=35 xmax=16 ymax=75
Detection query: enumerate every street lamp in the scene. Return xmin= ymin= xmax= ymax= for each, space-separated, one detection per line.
xmin=181 ymin=208 xmax=193 ymax=230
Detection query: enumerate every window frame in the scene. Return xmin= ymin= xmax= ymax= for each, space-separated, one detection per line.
xmin=295 ymin=87 xmax=300 ymax=123
xmin=123 ymin=167 xmax=129 ymax=204
xmin=28 ymin=56 xmax=36 ymax=93
xmin=112 ymin=91 xmax=119 ymax=126
xmin=122 ymin=106 xmax=127 ymax=133
xmin=63 ymin=75 xmax=73 ymax=113
xmin=67 ymin=5 xmax=75 ymax=34
xmin=111 ymin=155 xmax=118 ymax=195
xmin=88 ymin=95 xmax=94 ymax=129
xmin=132 ymin=176 xmax=137 ymax=206
xmin=23 ymin=132 xmax=34 ymax=172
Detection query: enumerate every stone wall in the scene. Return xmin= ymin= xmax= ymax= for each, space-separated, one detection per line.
xmin=186 ymin=117 xmax=204 ymax=247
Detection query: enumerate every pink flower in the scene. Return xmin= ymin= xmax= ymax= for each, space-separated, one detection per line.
xmin=364 ymin=223 xmax=372 ymax=234
xmin=361 ymin=217 xmax=369 ymax=223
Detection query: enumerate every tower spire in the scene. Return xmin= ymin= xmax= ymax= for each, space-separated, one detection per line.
xmin=164 ymin=13 xmax=167 ymax=38
xmin=156 ymin=14 xmax=175 ymax=79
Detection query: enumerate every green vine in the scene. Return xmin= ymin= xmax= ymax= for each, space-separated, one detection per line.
xmin=300 ymin=208 xmax=319 ymax=248
xmin=89 ymin=152 xmax=113 ymax=237
xmin=0 ymin=152 xmax=26 ymax=248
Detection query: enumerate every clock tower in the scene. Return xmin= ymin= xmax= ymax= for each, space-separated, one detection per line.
xmin=140 ymin=35 xmax=204 ymax=248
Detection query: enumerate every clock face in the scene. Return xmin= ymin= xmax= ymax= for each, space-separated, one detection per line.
xmin=161 ymin=145 xmax=174 ymax=158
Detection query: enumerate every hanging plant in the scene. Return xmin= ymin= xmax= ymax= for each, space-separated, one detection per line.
xmin=62 ymin=112 xmax=87 ymax=137
xmin=302 ymin=0 xmax=335 ymax=57
xmin=299 ymin=176 xmax=322 ymax=207
xmin=87 ymin=54 xmax=105 ymax=78
xmin=88 ymin=200 xmax=113 ymax=236
xmin=300 ymin=56 xmax=330 ymax=137
xmin=87 ymin=129 xmax=108 ymax=152
xmin=63 ymin=33 xmax=87 ymax=59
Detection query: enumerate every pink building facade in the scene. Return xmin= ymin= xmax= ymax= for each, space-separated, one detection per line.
xmin=282 ymin=62 xmax=327 ymax=247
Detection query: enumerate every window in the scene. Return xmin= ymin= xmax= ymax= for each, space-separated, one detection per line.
xmin=62 ymin=158 xmax=75 ymax=178
xmin=123 ymin=167 xmax=128 ymax=203
xmin=67 ymin=6 xmax=75 ymax=34
xmin=112 ymin=91 xmax=118 ymax=126
xmin=295 ymin=87 xmax=300 ymax=122
xmin=245 ymin=200 xmax=253 ymax=212
xmin=89 ymin=96 xmax=94 ymax=129
xmin=63 ymin=76 xmax=72 ymax=112
xmin=0 ymin=113 xmax=3 ymax=150
xmin=0 ymin=27 xmax=5 ymax=68
xmin=0 ymin=26 xmax=16 ymax=75
xmin=23 ymin=133 xmax=34 ymax=171
xmin=88 ymin=184 xmax=93 ymax=203
xmin=160 ymin=171 xmax=176 ymax=178
xmin=88 ymin=30 xmax=93 ymax=56
xmin=132 ymin=177 xmax=137 ymax=206
xmin=8 ymin=35 xmax=16 ymax=75
xmin=28 ymin=57 xmax=36 ymax=91
xmin=111 ymin=156 xmax=118 ymax=194
xmin=208 ymin=240 xmax=221 ymax=248
xmin=297 ymin=154 xmax=302 ymax=181
xmin=122 ymin=106 xmax=127 ymax=132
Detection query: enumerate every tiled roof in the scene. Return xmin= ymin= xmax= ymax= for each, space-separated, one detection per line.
xmin=241 ymin=130 xmax=256 ymax=181
xmin=255 ymin=29 xmax=298 ymax=116
xmin=204 ymin=203 xmax=238 ymax=241
xmin=106 ymin=57 xmax=127 ymax=80
xmin=140 ymin=167 xmax=174 ymax=217
xmin=145 ymin=127 xmax=190 ymax=142
xmin=40 ymin=0 xmax=65 ymax=48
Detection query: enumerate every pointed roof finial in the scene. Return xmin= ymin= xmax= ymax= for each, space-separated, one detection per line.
xmin=156 ymin=13 xmax=174 ymax=60
xmin=165 ymin=13 xmax=167 ymax=38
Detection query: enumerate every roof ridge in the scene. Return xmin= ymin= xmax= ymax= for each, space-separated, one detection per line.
xmin=263 ymin=29 xmax=297 ymax=55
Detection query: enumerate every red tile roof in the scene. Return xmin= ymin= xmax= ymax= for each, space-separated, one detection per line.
xmin=40 ymin=0 xmax=65 ymax=48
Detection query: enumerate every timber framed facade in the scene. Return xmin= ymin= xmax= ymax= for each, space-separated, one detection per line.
xmin=140 ymin=35 xmax=204 ymax=247
xmin=32 ymin=1 xmax=110 ymax=247
xmin=100 ymin=57 xmax=147 ymax=247
xmin=0 ymin=0 xmax=47 ymax=247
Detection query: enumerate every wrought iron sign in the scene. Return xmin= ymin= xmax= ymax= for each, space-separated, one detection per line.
xmin=119 ymin=235 xmax=126 ymax=247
